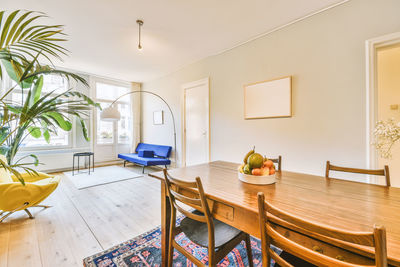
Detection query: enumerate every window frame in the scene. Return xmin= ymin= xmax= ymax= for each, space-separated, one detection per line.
xmin=93 ymin=79 xmax=132 ymax=147
xmin=3 ymin=75 xmax=73 ymax=151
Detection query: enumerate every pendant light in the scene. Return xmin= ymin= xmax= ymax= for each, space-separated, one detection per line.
xmin=136 ymin=19 xmax=143 ymax=50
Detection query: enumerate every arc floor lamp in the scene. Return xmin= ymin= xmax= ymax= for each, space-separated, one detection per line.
xmin=100 ymin=90 xmax=177 ymax=166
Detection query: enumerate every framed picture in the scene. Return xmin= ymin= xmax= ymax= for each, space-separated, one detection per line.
xmin=153 ymin=110 xmax=164 ymax=125
xmin=244 ymin=76 xmax=292 ymax=119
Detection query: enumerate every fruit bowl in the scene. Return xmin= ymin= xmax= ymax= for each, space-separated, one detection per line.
xmin=238 ymin=146 xmax=277 ymax=185
xmin=238 ymin=171 xmax=276 ymax=185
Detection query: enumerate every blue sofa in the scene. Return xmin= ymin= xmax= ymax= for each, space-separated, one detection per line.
xmin=118 ymin=143 xmax=172 ymax=173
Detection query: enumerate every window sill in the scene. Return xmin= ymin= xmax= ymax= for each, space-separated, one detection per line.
xmin=17 ymin=147 xmax=91 ymax=156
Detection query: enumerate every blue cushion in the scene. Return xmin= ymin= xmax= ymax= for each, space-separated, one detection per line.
xmin=118 ymin=153 xmax=171 ymax=166
xmin=135 ymin=143 xmax=172 ymax=158
xmin=138 ymin=150 xmax=154 ymax=158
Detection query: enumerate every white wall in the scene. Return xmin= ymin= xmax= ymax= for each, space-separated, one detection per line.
xmin=141 ymin=0 xmax=400 ymax=176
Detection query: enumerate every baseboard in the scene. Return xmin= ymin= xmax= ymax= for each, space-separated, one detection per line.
xmin=46 ymin=160 xmax=124 ymax=174
xmin=46 ymin=160 xmax=167 ymax=174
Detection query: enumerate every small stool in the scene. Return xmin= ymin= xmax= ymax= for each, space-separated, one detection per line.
xmin=72 ymin=152 xmax=94 ymax=175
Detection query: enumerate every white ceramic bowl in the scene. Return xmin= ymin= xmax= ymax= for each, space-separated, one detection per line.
xmin=238 ymin=171 xmax=276 ymax=185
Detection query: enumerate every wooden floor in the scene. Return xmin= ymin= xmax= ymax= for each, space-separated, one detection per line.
xmin=0 ymin=166 xmax=162 ymax=267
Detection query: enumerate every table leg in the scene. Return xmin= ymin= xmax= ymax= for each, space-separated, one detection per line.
xmin=161 ymin=181 xmax=171 ymax=267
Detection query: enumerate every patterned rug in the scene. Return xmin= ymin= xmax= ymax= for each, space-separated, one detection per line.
xmin=83 ymin=220 xmax=281 ymax=267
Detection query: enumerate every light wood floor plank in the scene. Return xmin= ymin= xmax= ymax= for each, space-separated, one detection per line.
xmin=62 ymin=174 xmax=161 ymax=248
xmin=35 ymin=183 xmax=102 ymax=267
xmin=2 ymin=165 xmax=162 ymax=267
xmin=7 ymin=217 xmax=42 ymax=267
xmin=0 ymin=219 xmax=10 ymax=267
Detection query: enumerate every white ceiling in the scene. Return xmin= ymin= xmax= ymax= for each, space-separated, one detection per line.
xmin=2 ymin=0 xmax=345 ymax=82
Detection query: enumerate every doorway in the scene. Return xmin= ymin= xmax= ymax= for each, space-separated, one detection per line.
xmin=182 ymin=78 xmax=210 ymax=166
xmin=366 ymin=32 xmax=400 ymax=187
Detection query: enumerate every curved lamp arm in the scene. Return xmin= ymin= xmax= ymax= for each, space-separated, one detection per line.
xmin=104 ymin=90 xmax=177 ymax=167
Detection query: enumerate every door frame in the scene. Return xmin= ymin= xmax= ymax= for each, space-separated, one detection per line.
xmin=366 ymin=32 xmax=400 ymax=176
xmin=181 ymin=78 xmax=210 ymax=167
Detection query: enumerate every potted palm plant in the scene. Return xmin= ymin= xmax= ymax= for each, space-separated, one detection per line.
xmin=0 ymin=10 xmax=100 ymax=184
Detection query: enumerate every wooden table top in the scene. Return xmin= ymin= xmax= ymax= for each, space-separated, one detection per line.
xmin=149 ymin=161 xmax=400 ymax=265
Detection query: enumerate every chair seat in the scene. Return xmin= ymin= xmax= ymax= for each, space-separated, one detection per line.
xmin=179 ymin=210 xmax=242 ymax=249
xmin=118 ymin=153 xmax=171 ymax=166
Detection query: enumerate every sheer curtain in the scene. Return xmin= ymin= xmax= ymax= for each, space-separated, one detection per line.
xmin=130 ymin=82 xmax=141 ymax=152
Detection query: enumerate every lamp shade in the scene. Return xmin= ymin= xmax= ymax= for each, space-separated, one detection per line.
xmin=100 ymin=105 xmax=121 ymax=121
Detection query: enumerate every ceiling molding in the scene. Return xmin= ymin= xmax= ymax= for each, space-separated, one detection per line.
xmin=215 ymin=0 xmax=350 ymax=56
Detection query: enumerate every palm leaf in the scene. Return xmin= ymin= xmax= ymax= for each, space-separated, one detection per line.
xmin=0 ymin=10 xmax=19 ymax=48
xmin=79 ymin=118 xmax=90 ymax=141
xmin=46 ymin=111 xmax=72 ymax=131
xmin=0 ymin=10 xmax=101 ymax=184
xmin=5 ymin=11 xmax=34 ymax=46
xmin=28 ymin=126 xmax=41 ymax=138
xmin=29 ymin=75 xmax=43 ymax=105
xmin=11 ymin=14 xmax=42 ymax=43
xmin=0 ymin=10 xmax=68 ymax=77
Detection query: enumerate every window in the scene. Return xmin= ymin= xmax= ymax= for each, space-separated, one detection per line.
xmin=95 ymin=82 xmax=131 ymax=145
xmin=96 ymin=102 xmax=114 ymax=144
xmin=9 ymin=75 xmax=70 ymax=149
xmin=118 ymin=103 xmax=132 ymax=144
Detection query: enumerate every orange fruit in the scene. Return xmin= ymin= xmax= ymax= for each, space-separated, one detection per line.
xmin=264 ymin=160 xmax=274 ymax=168
xmin=252 ymin=168 xmax=262 ymax=176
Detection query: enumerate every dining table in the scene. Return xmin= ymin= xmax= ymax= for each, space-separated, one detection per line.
xmin=149 ymin=161 xmax=400 ymax=266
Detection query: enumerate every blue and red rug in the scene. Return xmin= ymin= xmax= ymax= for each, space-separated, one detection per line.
xmin=83 ymin=223 xmax=282 ymax=267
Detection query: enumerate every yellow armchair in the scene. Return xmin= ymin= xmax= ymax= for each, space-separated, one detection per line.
xmin=0 ymin=171 xmax=60 ymax=222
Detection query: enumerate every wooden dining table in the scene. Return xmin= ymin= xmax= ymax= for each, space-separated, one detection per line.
xmin=149 ymin=161 xmax=400 ymax=266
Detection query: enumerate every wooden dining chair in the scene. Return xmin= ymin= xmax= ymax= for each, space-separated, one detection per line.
xmin=270 ymin=156 xmax=282 ymax=171
xmin=325 ymin=161 xmax=391 ymax=186
xmin=163 ymin=169 xmax=254 ymax=267
xmin=257 ymin=192 xmax=388 ymax=267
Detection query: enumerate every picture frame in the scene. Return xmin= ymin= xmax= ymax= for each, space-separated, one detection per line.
xmin=244 ymin=76 xmax=292 ymax=119
xmin=153 ymin=110 xmax=164 ymax=125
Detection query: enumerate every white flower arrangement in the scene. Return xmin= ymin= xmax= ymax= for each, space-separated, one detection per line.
xmin=373 ymin=118 xmax=400 ymax=159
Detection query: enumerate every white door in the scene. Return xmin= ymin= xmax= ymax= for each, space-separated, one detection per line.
xmin=376 ymin=43 xmax=400 ymax=187
xmin=182 ymin=78 xmax=210 ymax=166
xmin=367 ymin=32 xmax=400 ymax=187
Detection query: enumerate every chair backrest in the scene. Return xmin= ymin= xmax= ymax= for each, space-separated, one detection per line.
xmin=257 ymin=192 xmax=387 ymax=267
xmin=270 ymin=156 xmax=282 ymax=171
xmin=325 ymin=161 xmax=391 ymax=187
xmin=163 ymin=169 xmax=215 ymax=248
xmin=135 ymin=143 xmax=172 ymax=158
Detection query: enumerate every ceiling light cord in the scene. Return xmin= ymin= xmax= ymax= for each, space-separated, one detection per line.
xmin=136 ymin=19 xmax=143 ymax=50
